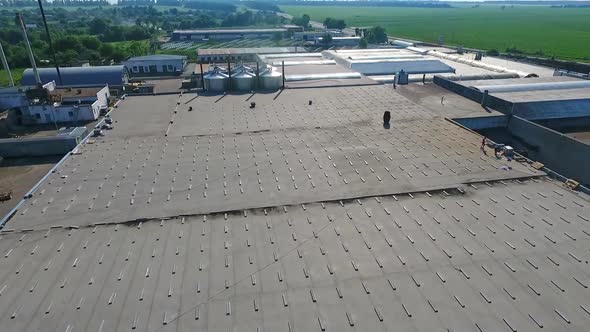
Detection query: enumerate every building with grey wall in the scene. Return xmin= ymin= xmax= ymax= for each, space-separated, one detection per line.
xmin=122 ymin=55 xmax=187 ymax=76
xmin=20 ymin=86 xmax=110 ymax=125
xmin=316 ymin=36 xmax=361 ymax=47
xmin=197 ymin=47 xmax=304 ymax=63
xmin=0 ymin=127 xmax=87 ymax=158
xmin=293 ymin=30 xmax=345 ymax=41
xmin=172 ymin=28 xmax=287 ymax=42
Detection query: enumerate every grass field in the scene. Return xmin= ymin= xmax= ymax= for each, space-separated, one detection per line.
xmin=0 ymin=68 xmax=24 ymax=87
xmin=282 ymin=5 xmax=590 ymax=61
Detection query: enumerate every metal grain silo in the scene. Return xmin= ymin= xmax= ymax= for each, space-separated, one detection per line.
xmin=259 ymin=67 xmax=282 ymax=91
xmin=211 ymin=65 xmax=228 ymax=74
xmin=232 ymin=70 xmax=255 ymax=92
xmin=204 ymin=69 xmax=229 ymax=92
xmin=233 ymin=64 xmax=253 ymax=74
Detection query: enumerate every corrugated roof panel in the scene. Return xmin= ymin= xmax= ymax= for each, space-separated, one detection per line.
xmin=21 ymin=66 xmax=128 ymax=87
xmin=126 ymin=55 xmax=187 ymax=61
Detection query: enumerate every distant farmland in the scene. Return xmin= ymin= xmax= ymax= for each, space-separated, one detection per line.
xmin=282 ymin=5 xmax=590 ymax=61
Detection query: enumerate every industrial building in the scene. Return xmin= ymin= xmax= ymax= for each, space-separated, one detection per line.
xmin=1 ymin=36 xmax=590 ymax=332
xmin=315 ymin=36 xmax=361 ymax=47
xmin=21 ymin=85 xmax=110 ymax=124
xmin=0 ymin=86 xmax=27 ymax=110
xmin=0 ymin=126 xmax=88 ymax=158
xmin=1 ymin=82 xmax=110 ymax=125
xmin=281 ymin=24 xmax=305 ymax=33
xmin=122 ymin=55 xmax=187 ymax=76
xmin=21 ymin=65 xmax=129 ymax=90
xmin=443 ymin=76 xmax=590 ymax=120
xmin=293 ymin=29 xmax=346 ymax=41
xmin=196 ymin=47 xmax=306 ymax=63
xmin=434 ymin=75 xmax=590 ymax=186
xmin=172 ymin=28 xmax=288 ymax=42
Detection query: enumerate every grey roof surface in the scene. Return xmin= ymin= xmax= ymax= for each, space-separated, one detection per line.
xmin=52 ymin=86 xmax=104 ymax=99
xmin=9 ymin=86 xmax=540 ymax=229
xmin=22 ymin=66 xmax=128 ymax=87
xmin=1 ymin=178 xmax=589 ymax=332
xmin=394 ymin=82 xmax=508 ymax=119
xmin=1 ymin=82 xmax=589 ymax=332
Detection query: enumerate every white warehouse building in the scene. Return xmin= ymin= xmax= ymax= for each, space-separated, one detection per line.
xmin=122 ymin=55 xmax=187 ymax=76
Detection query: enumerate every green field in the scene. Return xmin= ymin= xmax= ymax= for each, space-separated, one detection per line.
xmin=0 ymin=68 xmax=24 ymax=87
xmin=282 ymin=5 xmax=590 ymax=61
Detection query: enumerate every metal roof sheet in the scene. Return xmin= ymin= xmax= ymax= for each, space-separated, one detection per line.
xmin=126 ymin=54 xmax=187 ymax=61
xmin=21 ymin=66 xmax=127 ymax=87
xmin=174 ymin=28 xmax=286 ymax=34
xmin=198 ymin=47 xmax=303 ymax=56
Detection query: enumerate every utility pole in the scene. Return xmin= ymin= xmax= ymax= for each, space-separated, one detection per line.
xmin=37 ymin=0 xmax=62 ymax=85
xmin=0 ymin=42 xmax=14 ymax=87
xmin=16 ymin=13 xmax=41 ymax=85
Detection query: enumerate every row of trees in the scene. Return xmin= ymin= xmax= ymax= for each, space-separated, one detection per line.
xmin=279 ymin=1 xmax=451 ymax=9
xmin=356 ymin=26 xmax=388 ymax=44
xmin=88 ymin=19 xmax=152 ymax=42
xmin=221 ymin=10 xmax=284 ymax=27
xmin=0 ymin=6 xmax=158 ymax=68
xmin=323 ymin=17 xmax=346 ymax=30
xmin=290 ymin=13 xmax=388 ymax=47
xmin=1 ymin=4 xmax=290 ymax=69
xmin=1 ymin=31 xmax=149 ymax=68
xmin=291 ymin=14 xmax=311 ymax=30
xmin=291 ymin=14 xmax=347 ymax=30
xmin=0 ymin=0 xmax=109 ymax=6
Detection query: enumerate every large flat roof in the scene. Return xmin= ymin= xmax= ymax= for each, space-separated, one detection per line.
xmin=1 ymin=81 xmax=589 ymax=332
xmin=198 ymin=47 xmax=305 ymax=56
xmin=125 ymin=54 xmax=187 ymax=61
xmin=173 ymin=28 xmax=287 ymax=34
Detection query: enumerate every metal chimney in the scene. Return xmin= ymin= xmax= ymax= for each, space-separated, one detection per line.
xmin=0 ymin=42 xmax=14 ymax=87
xmin=16 ymin=13 xmax=41 ymax=85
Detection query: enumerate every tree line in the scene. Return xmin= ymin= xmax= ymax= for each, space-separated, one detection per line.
xmin=0 ymin=4 xmax=286 ymax=70
xmin=290 ymin=13 xmax=388 ymax=47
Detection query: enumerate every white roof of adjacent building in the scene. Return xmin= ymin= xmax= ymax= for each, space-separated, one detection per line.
xmin=173 ymin=28 xmax=286 ymax=34
xmin=125 ymin=55 xmax=187 ymax=61
xmin=198 ymin=47 xmax=305 ymax=56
